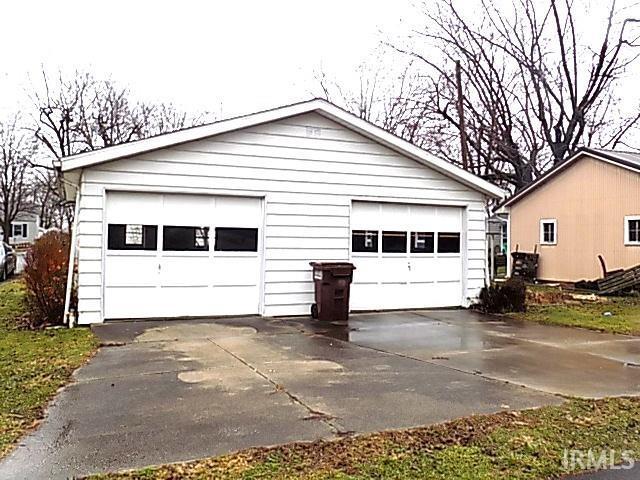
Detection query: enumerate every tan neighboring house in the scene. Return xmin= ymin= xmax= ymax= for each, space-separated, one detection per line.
xmin=501 ymin=148 xmax=640 ymax=282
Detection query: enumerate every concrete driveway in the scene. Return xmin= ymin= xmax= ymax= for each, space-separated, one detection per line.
xmin=3 ymin=310 xmax=640 ymax=479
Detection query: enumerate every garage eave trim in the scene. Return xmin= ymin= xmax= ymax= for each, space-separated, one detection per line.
xmin=60 ymin=98 xmax=505 ymax=199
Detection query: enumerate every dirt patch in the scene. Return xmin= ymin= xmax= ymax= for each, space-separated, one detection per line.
xmin=526 ymin=286 xmax=569 ymax=305
xmin=527 ymin=285 xmax=608 ymax=306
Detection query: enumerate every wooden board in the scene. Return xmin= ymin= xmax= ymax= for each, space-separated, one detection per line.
xmin=597 ymin=264 xmax=640 ymax=294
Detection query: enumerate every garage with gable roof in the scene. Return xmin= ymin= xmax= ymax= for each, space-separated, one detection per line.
xmin=58 ymin=99 xmax=503 ymax=324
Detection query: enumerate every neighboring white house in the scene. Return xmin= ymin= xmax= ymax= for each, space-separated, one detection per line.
xmin=57 ymin=99 xmax=505 ymax=325
xmin=0 ymin=212 xmax=41 ymax=246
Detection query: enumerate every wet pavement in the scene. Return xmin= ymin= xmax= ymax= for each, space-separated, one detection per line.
xmin=286 ymin=310 xmax=640 ymax=397
xmin=567 ymin=465 xmax=640 ymax=479
xmin=563 ymin=464 xmax=640 ymax=480
xmin=2 ymin=310 xmax=640 ymax=478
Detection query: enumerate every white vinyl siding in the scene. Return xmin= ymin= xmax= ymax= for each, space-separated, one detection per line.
xmin=74 ymin=112 xmax=488 ymax=323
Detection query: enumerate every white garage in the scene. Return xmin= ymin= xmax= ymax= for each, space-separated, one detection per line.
xmin=59 ymin=99 xmax=504 ymax=324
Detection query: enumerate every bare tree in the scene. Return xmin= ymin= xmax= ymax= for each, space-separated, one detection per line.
xmin=32 ymin=70 xmax=204 ymax=158
xmin=30 ymin=69 xmax=212 ymax=228
xmin=31 ymin=168 xmax=61 ymax=230
xmin=393 ymin=0 xmax=640 ymax=190
xmin=0 ymin=116 xmax=36 ymax=239
xmin=315 ymin=62 xmax=447 ymax=148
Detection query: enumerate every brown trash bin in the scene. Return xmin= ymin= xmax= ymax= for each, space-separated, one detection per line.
xmin=310 ymin=262 xmax=356 ymax=322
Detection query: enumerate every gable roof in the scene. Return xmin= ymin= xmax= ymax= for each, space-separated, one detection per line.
xmin=0 ymin=209 xmax=39 ymax=221
xmin=58 ymin=98 xmax=504 ymax=198
xmin=501 ymin=147 xmax=640 ymax=208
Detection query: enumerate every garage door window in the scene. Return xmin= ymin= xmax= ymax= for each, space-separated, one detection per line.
xmin=163 ymin=226 xmax=209 ymax=251
xmin=410 ymin=232 xmax=434 ymax=253
xmin=108 ymin=224 xmax=158 ymax=251
xmin=215 ymin=227 xmax=258 ymax=252
xmin=352 ymin=230 xmax=378 ymax=252
xmin=437 ymin=232 xmax=460 ymax=253
xmin=382 ymin=231 xmax=407 ymax=253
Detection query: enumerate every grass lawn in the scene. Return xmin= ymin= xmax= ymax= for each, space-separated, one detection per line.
xmin=510 ymin=286 xmax=640 ymax=335
xmin=0 ymin=279 xmax=97 ymax=458
xmin=92 ymin=397 xmax=640 ymax=479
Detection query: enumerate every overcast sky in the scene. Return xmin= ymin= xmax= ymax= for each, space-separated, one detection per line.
xmin=1 ymin=0 xmax=638 ymax=132
xmin=0 ymin=0 xmax=415 ymax=119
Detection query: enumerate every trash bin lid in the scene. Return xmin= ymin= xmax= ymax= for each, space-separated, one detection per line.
xmin=309 ymin=262 xmax=356 ymax=271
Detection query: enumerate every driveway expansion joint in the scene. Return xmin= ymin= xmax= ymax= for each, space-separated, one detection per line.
xmin=205 ymin=337 xmax=343 ymax=436
xmin=309 ymin=332 xmax=566 ymax=400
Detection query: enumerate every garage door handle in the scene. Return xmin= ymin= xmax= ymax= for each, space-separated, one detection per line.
xmin=408 ymin=262 xmax=411 ymax=271
xmin=158 ymin=263 xmax=161 ymax=272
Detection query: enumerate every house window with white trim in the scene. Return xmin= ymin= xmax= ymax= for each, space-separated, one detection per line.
xmin=625 ymin=216 xmax=640 ymax=245
xmin=12 ymin=223 xmax=27 ymax=238
xmin=540 ymin=219 xmax=557 ymax=245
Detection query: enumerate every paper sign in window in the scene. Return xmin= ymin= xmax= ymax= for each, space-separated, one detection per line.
xmin=125 ymin=224 xmax=143 ymax=245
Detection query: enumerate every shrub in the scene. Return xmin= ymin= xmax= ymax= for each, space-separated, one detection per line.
xmin=22 ymin=231 xmax=73 ymax=328
xmin=478 ymin=278 xmax=527 ymax=314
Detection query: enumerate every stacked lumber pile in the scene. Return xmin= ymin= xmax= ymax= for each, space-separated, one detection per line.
xmin=597 ymin=264 xmax=640 ymax=295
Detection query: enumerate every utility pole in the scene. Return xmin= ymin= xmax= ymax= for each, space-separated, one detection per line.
xmin=456 ymin=61 xmax=470 ymax=171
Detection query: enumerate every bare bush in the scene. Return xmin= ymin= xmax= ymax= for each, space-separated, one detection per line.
xmin=23 ymin=231 xmax=72 ymax=328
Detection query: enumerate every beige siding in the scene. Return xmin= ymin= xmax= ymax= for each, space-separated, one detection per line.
xmin=509 ymin=156 xmax=640 ymax=281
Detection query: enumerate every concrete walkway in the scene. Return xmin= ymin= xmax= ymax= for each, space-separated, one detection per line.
xmin=2 ymin=310 xmax=640 ymax=478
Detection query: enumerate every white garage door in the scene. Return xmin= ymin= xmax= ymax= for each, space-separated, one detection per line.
xmin=104 ymin=192 xmax=262 ymax=319
xmin=350 ymin=202 xmax=464 ymax=310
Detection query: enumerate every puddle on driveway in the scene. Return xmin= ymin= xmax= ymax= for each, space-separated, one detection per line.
xmin=290 ymin=312 xmax=520 ymax=356
xmin=291 ymin=309 xmax=639 ymax=357
xmin=284 ymin=310 xmax=640 ymax=397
